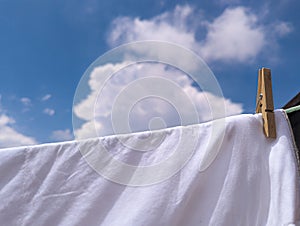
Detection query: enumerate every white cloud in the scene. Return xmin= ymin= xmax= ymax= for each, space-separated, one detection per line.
xmin=50 ymin=129 xmax=74 ymax=142
xmin=74 ymin=121 xmax=103 ymax=140
xmin=43 ymin=108 xmax=55 ymax=116
xmin=200 ymin=7 xmax=265 ymax=62
xmin=108 ymin=5 xmax=292 ymax=63
xmin=41 ymin=94 xmax=52 ymax=101
xmin=20 ymin=97 xmax=32 ymax=106
xmin=0 ymin=114 xmax=37 ymax=148
xmin=0 ymin=114 xmax=15 ymax=126
xmin=108 ymin=5 xmax=198 ymax=52
xmin=73 ymin=4 xmax=292 ymax=139
xmin=73 ymin=63 xmax=243 ymax=139
xmin=0 ymin=96 xmax=38 ymax=148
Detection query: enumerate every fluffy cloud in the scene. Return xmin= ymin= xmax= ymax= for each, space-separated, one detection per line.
xmin=200 ymin=7 xmax=265 ymax=62
xmin=50 ymin=129 xmax=74 ymax=142
xmin=108 ymin=5 xmax=291 ymax=63
xmin=108 ymin=5 xmax=198 ymax=52
xmin=73 ymin=4 xmax=291 ymax=139
xmin=74 ymin=121 xmax=103 ymax=140
xmin=0 ymin=114 xmax=37 ymax=148
xmin=73 ymin=62 xmax=243 ymax=139
xmin=43 ymin=108 xmax=55 ymax=116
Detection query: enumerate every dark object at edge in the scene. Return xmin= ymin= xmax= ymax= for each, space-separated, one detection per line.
xmin=283 ymin=92 xmax=300 ymax=153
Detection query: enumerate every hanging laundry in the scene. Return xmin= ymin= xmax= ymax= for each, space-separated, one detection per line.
xmin=0 ymin=110 xmax=299 ymax=226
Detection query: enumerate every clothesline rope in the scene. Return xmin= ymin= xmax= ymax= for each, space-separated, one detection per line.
xmin=285 ymin=105 xmax=300 ymax=114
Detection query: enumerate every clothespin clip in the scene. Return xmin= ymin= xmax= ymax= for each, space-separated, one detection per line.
xmin=255 ymin=68 xmax=276 ymax=138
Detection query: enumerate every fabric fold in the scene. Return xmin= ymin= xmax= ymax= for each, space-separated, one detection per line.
xmin=0 ymin=110 xmax=299 ymax=226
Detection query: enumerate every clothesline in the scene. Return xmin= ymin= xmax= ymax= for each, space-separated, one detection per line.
xmin=286 ymin=104 xmax=300 ymax=114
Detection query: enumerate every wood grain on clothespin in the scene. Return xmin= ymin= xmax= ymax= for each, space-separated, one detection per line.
xmin=256 ymin=68 xmax=276 ymax=138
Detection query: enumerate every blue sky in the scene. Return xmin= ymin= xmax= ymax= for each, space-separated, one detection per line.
xmin=0 ymin=0 xmax=299 ymax=148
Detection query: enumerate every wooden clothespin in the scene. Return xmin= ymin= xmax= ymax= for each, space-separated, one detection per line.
xmin=255 ymin=68 xmax=276 ymax=138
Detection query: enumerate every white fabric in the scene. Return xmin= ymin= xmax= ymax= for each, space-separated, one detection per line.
xmin=0 ymin=110 xmax=299 ymax=226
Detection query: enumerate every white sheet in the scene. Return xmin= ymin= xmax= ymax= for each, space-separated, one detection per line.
xmin=0 ymin=110 xmax=299 ymax=226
